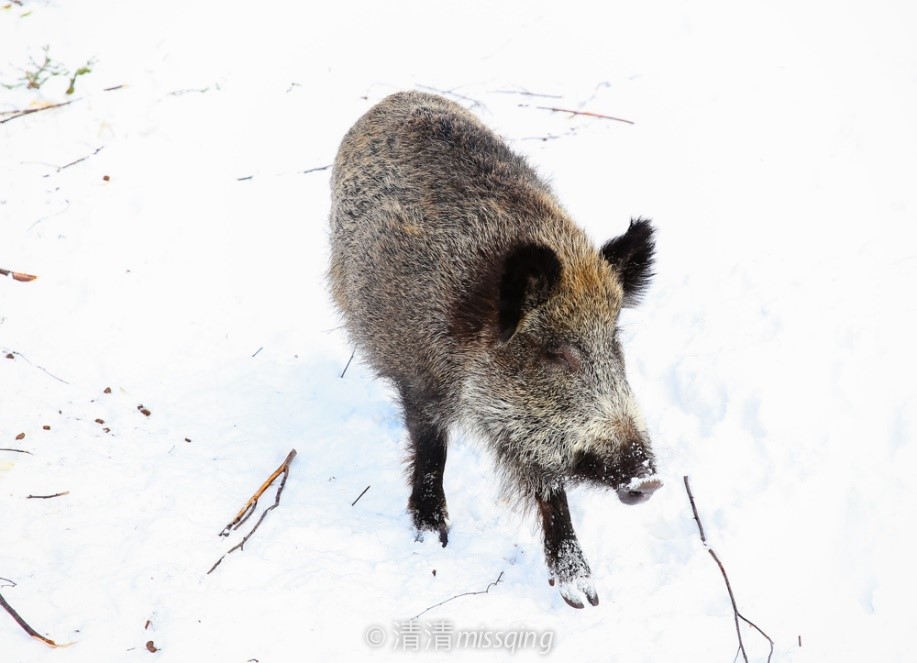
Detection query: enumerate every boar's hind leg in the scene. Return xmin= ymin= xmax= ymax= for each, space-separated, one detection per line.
xmin=401 ymin=388 xmax=450 ymax=546
xmin=537 ymin=488 xmax=599 ymax=608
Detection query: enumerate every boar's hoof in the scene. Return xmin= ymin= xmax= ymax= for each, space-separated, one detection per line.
xmin=616 ymin=475 xmax=663 ymax=505
xmin=550 ymin=574 xmax=600 ymax=609
xmin=411 ymin=512 xmax=450 ymax=547
xmin=413 ymin=526 xmax=450 ymax=547
xmin=409 ymin=495 xmax=450 ymax=546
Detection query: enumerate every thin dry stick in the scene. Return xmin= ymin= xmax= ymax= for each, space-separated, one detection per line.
xmin=351 ymin=485 xmax=370 ymax=507
xmin=413 ymin=571 xmax=504 ymax=620
xmin=0 ymin=590 xmax=72 ymax=648
xmin=339 ymin=349 xmax=355 ymax=378
xmin=302 ymin=164 xmax=331 ymax=175
xmin=27 ymin=491 xmax=69 ymax=499
xmin=534 ymin=105 xmax=634 ymax=125
xmin=683 ymin=476 xmax=774 ymax=663
xmin=58 ymin=146 xmax=103 ymax=172
xmin=0 ymin=99 xmax=78 ymax=124
xmin=208 ymin=449 xmax=297 ymax=574
xmin=0 ymin=267 xmax=37 ymax=282
xmin=3 ymin=350 xmax=68 ymax=384
xmin=0 ymin=448 xmax=34 ymax=455
xmin=491 ymin=88 xmax=562 ymax=99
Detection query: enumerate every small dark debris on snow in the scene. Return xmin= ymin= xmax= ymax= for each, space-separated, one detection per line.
xmin=104 ymin=387 xmax=112 ymax=394
xmin=145 ymin=640 xmax=158 ymax=653
xmin=95 ymin=419 xmax=105 ymax=425
xmin=137 ymin=405 xmax=151 ymax=417
xmin=5 ymin=353 xmax=13 ymax=359
xmin=43 ymin=425 xmax=50 ymax=430
xmin=15 ymin=432 xmax=25 ymax=441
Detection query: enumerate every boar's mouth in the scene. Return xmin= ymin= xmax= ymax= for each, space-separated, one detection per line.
xmin=570 ymin=448 xmax=662 ymax=504
xmin=616 ymin=475 xmax=663 ymax=505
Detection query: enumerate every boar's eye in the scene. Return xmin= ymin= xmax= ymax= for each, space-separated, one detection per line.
xmin=545 ymin=344 xmax=582 ymax=372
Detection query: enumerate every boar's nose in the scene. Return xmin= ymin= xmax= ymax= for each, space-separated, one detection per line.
xmin=616 ymin=475 xmax=663 ymax=505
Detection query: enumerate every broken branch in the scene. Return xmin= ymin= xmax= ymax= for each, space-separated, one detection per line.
xmin=218 ymin=449 xmax=297 ymax=537
xmin=0 ymin=267 xmax=37 ymax=282
xmin=208 ymin=449 xmax=297 ymax=574
xmin=683 ymin=476 xmax=774 ymax=663
xmin=0 ymin=590 xmax=73 ymax=648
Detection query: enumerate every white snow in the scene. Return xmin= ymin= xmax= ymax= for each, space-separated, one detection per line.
xmin=2 ymin=1 xmax=915 ymax=661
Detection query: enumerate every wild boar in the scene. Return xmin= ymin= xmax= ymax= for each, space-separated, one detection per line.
xmin=329 ymin=91 xmax=661 ymax=608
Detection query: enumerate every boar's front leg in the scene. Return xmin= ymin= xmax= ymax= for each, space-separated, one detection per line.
xmin=400 ymin=385 xmax=450 ymax=546
xmin=537 ymin=487 xmax=599 ymax=608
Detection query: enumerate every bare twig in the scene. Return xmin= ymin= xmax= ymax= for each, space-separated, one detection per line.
xmin=413 ymin=571 xmax=504 ymax=620
xmin=0 ymin=99 xmax=79 ymax=125
xmin=683 ymin=476 xmax=774 ymax=663
xmin=0 ymin=267 xmax=37 ymax=282
xmin=3 ymin=351 xmax=68 ymax=384
xmin=302 ymin=164 xmax=331 ymax=175
xmin=27 ymin=491 xmax=69 ymax=499
xmin=339 ymin=350 xmax=355 ymax=378
xmin=208 ymin=449 xmax=297 ymax=574
xmin=0 ymin=448 xmax=33 ymax=455
xmin=491 ymin=88 xmax=562 ymax=99
xmin=416 ymin=85 xmax=485 ymax=110
xmin=533 ymin=105 xmax=634 ymax=125
xmin=351 ymin=485 xmax=370 ymax=507
xmin=0 ymin=590 xmax=73 ymax=648
xmin=58 ymin=146 xmax=103 ymax=172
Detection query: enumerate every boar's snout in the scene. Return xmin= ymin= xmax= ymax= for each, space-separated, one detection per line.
xmin=616 ymin=475 xmax=663 ymax=505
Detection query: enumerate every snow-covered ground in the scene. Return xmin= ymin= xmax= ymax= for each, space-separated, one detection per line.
xmin=2 ymin=1 xmax=915 ymax=661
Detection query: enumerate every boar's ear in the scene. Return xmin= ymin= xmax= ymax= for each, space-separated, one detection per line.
xmin=498 ymin=243 xmax=562 ymax=342
xmin=601 ymin=218 xmax=655 ymax=307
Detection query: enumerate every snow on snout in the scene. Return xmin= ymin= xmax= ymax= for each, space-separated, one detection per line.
xmin=617 ymin=475 xmax=663 ymax=505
